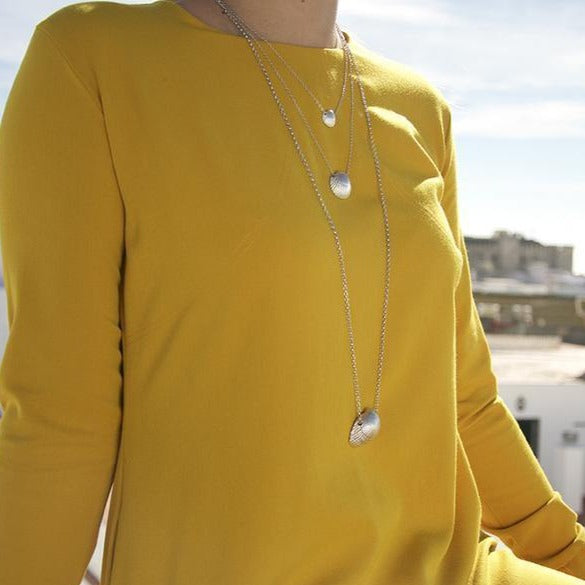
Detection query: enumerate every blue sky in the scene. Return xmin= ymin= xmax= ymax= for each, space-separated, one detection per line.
xmin=1 ymin=0 xmax=584 ymax=274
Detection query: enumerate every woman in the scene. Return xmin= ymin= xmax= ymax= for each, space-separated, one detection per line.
xmin=0 ymin=0 xmax=584 ymax=583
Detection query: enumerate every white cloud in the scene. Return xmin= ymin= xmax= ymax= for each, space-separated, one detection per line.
xmin=342 ymin=0 xmax=585 ymax=108
xmin=453 ymin=101 xmax=585 ymax=138
xmin=340 ymin=0 xmax=460 ymax=27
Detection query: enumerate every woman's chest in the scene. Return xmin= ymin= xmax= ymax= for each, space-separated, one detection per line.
xmin=102 ymin=58 xmax=463 ymax=342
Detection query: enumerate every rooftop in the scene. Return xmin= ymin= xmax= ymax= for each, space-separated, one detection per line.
xmin=487 ymin=334 xmax=585 ymax=385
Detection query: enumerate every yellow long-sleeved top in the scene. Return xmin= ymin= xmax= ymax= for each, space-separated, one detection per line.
xmin=0 ymin=2 xmax=584 ymax=584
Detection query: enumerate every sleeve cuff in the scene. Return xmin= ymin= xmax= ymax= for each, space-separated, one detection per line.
xmin=556 ymin=523 xmax=585 ymax=579
xmin=482 ymin=491 xmax=585 ymax=577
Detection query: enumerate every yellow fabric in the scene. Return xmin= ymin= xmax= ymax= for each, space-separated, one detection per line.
xmin=470 ymin=535 xmax=585 ymax=585
xmin=0 ymin=1 xmax=584 ymax=584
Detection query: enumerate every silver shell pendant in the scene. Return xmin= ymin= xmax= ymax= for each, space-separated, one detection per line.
xmin=349 ymin=408 xmax=381 ymax=446
xmin=322 ymin=109 xmax=336 ymax=127
xmin=329 ymin=171 xmax=351 ymax=199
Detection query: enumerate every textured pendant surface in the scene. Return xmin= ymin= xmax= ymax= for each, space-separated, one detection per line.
xmin=329 ymin=171 xmax=351 ymax=199
xmin=349 ymin=408 xmax=380 ymax=446
xmin=322 ymin=109 xmax=336 ymax=127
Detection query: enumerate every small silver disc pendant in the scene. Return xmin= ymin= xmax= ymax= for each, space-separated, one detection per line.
xmin=322 ymin=109 xmax=336 ymax=127
xmin=329 ymin=171 xmax=351 ymax=199
xmin=349 ymin=408 xmax=381 ymax=446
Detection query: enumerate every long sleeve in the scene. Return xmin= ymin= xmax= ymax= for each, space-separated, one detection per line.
xmin=0 ymin=23 xmax=125 ymax=584
xmin=438 ymin=102 xmax=585 ymax=579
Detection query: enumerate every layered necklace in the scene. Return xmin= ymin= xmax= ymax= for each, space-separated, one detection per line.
xmin=206 ymin=0 xmax=392 ymax=446
xmin=213 ymin=2 xmax=356 ymax=199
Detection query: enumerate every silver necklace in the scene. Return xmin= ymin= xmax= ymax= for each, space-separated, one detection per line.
xmin=212 ymin=0 xmax=391 ymax=446
xmin=216 ymin=1 xmax=355 ymax=200
xmin=218 ymin=6 xmax=351 ymax=129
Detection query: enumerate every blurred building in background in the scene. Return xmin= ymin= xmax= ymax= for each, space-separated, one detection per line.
xmin=466 ymin=229 xmax=574 ymax=277
xmin=464 ymin=231 xmax=585 ymax=344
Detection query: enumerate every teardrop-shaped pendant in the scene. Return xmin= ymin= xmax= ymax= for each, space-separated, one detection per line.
xmin=322 ymin=109 xmax=336 ymax=127
xmin=349 ymin=408 xmax=381 ymax=446
xmin=329 ymin=171 xmax=351 ymax=199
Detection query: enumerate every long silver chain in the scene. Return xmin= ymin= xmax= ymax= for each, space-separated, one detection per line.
xmin=215 ymin=1 xmax=356 ymax=187
xmin=211 ymin=0 xmax=392 ymax=445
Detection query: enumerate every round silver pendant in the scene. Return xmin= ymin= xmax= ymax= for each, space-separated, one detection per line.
xmin=329 ymin=171 xmax=351 ymax=199
xmin=349 ymin=408 xmax=381 ymax=446
xmin=322 ymin=109 xmax=336 ymax=127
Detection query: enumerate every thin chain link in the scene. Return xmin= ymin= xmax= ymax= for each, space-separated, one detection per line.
xmin=212 ymin=0 xmax=391 ymax=417
xmin=214 ymin=1 xmax=355 ymax=176
xmin=212 ymin=3 xmax=351 ymax=115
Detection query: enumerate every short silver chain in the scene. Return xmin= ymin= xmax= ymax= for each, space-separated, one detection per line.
xmin=214 ymin=0 xmax=355 ymax=177
xmin=212 ymin=0 xmax=391 ymax=416
xmin=212 ymin=3 xmax=351 ymax=116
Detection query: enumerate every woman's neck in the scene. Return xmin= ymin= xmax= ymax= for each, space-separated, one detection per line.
xmin=176 ymin=0 xmax=341 ymax=49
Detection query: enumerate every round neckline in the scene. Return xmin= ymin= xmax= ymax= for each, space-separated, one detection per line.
xmin=158 ymin=0 xmax=355 ymax=55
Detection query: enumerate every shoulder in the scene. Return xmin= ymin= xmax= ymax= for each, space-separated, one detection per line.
xmin=33 ymin=2 xmax=162 ymax=57
xmin=361 ymin=44 xmax=451 ymax=118
xmin=353 ymin=42 xmax=453 ymax=159
xmin=29 ymin=2 xmax=161 ymax=105
xmin=36 ymin=1 xmax=156 ymax=37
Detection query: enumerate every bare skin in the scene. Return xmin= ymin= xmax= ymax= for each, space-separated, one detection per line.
xmin=174 ymin=0 xmax=341 ymax=49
